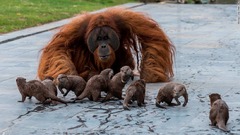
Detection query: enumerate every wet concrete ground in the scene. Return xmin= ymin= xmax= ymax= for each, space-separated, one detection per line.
xmin=0 ymin=3 xmax=240 ymax=135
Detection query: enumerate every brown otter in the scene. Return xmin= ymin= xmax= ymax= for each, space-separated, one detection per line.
xmin=102 ymin=66 xmax=134 ymax=102
xmin=16 ymin=77 xmax=67 ymax=104
xmin=209 ymin=93 xmax=229 ymax=132
xmin=42 ymin=76 xmax=57 ymax=96
xmin=155 ymin=82 xmax=188 ymax=109
xmin=41 ymin=76 xmax=58 ymax=104
xmin=56 ymin=74 xmax=86 ymax=97
xmin=123 ymin=79 xmax=146 ymax=110
xmin=74 ymin=68 xmax=113 ymax=102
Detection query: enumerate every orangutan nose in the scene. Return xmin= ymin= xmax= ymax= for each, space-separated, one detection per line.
xmin=101 ymin=44 xmax=106 ymax=48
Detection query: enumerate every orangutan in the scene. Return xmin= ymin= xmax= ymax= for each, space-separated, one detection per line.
xmin=38 ymin=7 xmax=175 ymax=83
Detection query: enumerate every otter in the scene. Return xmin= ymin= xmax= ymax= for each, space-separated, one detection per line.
xmin=41 ymin=76 xmax=59 ymax=104
xmin=56 ymin=74 xmax=86 ymax=97
xmin=16 ymin=77 xmax=67 ymax=104
xmin=155 ymin=82 xmax=188 ymax=109
xmin=209 ymin=93 xmax=229 ymax=132
xmin=102 ymin=66 xmax=134 ymax=102
xmin=42 ymin=76 xmax=57 ymax=96
xmin=123 ymin=79 xmax=146 ymax=110
xmin=74 ymin=68 xmax=113 ymax=102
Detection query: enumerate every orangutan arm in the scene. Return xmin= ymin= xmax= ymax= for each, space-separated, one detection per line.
xmin=38 ymin=47 xmax=78 ymax=80
xmin=38 ymin=13 xmax=92 ymax=80
xmin=109 ymin=8 xmax=175 ymax=82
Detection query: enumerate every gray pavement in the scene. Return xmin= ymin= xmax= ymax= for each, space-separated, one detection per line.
xmin=1 ymin=3 xmax=240 ymax=135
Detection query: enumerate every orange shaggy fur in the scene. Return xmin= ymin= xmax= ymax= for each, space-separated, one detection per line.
xmin=38 ymin=8 xmax=175 ymax=83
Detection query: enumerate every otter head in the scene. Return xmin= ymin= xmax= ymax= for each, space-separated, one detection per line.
xmin=56 ymin=74 xmax=69 ymax=86
xmin=120 ymin=66 xmax=134 ymax=84
xmin=16 ymin=77 xmax=27 ymax=85
xmin=173 ymin=85 xmax=186 ymax=98
xmin=209 ymin=93 xmax=221 ymax=106
xmin=100 ymin=68 xmax=114 ymax=80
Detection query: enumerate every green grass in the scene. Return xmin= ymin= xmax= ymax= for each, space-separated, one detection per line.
xmin=0 ymin=0 xmax=137 ymax=34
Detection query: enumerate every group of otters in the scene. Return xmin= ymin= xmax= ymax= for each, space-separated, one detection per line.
xmin=15 ymin=66 xmax=229 ymax=132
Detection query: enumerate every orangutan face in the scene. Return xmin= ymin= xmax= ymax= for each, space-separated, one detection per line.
xmin=87 ymin=26 xmax=120 ymax=62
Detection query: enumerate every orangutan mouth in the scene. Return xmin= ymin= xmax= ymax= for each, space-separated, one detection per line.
xmin=99 ymin=55 xmax=110 ymax=60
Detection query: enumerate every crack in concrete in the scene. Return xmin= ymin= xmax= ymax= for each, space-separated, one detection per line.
xmin=16 ymin=105 xmax=46 ymax=119
xmin=147 ymin=125 xmax=155 ymax=133
xmin=1 ymin=104 xmax=67 ymax=134
xmin=99 ymin=110 xmax=125 ymax=126
xmin=1 ymin=105 xmax=46 ymax=134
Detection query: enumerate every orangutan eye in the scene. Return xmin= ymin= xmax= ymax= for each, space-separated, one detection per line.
xmin=87 ymin=26 xmax=120 ymax=53
xmin=103 ymin=36 xmax=108 ymax=40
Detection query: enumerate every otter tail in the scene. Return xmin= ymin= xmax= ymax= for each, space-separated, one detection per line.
xmin=123 ymin=101 xmax=130 ymax=110
xmin=183 ymin=92 xmax=188 ymax=107
xmin=123 ymin=105 xmax=130 ymax=110
xmin=123 ymin=92 xmax=132 ymax=110
xmin=217 ymin=103 xmax=230 ymax=132
xmin=217 ymin=121 xmax=229 ymax=132
xmin=49 ymin=94 xmax=67 ymax=105
xmin=74 ymin=88 xmax=89 ymax=101
xmin=156 ymin=102 xmax=166 ymax=109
